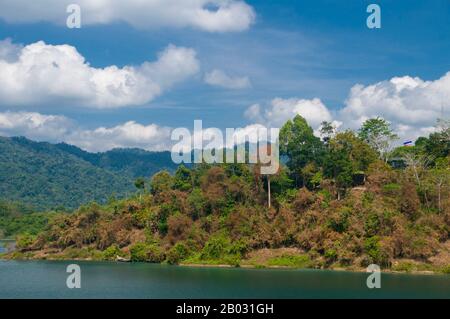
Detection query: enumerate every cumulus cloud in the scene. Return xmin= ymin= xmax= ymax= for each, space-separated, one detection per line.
xmin=0 ymin=111 xmax=276 ymax=153
xmin=0 ymin=0 xmax=255 ymax=32
xmin=204 ymin=69 xmax=251 ymax=89
xmin=245 ymin=97 xmax=334 ymax=129
xmin=0 ymin=111 xmax=74 ymax=141
xmin=244 ymin=72 xmax=450 ymax=142
xmin=0 ymin=39 xmax=199 ymax=108
xmin=0 ymin=111 xmax=172 ymax=152
xmin=66 ymin=121 xmax=172 ymax=152
xmin=340 ymin=73 xmax=450 ymax=140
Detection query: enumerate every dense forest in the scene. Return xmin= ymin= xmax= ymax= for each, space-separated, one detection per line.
xmin=0 ymin=137 xmax=177 ymax=210
xmin=2 ymin=116 xmax=450 ymax=273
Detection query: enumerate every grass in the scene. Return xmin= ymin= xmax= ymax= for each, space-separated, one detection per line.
xmin=391 ymin=261 xmax=446 ymax=273
xmin=440 ymin=265 xmax=450 ymax=274
xmin=182 ymin=253 xmax=241 ymax=267
xmin=266 ymin=254 xmax=312 ymax=268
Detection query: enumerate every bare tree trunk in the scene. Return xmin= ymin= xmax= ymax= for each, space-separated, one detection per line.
xmin=437 ymin=179 xmax=442 ymax=213
xmin=406 ymin=154 xmax=431 ymax=211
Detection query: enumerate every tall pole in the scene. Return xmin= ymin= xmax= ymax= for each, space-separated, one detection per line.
xmin=267 ymin=175 xmax=271 ymax=208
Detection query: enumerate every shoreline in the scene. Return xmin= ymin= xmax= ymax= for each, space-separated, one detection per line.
xmin=1 ymin=255 xmax=447 ymax=276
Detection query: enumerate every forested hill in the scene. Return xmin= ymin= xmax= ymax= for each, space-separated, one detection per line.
xmin=0 ymin=136 xmax=177 ymax=211
xmin=54 ymin=143 xmax=177 ymax=178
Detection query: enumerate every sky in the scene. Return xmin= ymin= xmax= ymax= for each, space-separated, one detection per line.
xmin=0 ymin=0 xmax=449 ymax=152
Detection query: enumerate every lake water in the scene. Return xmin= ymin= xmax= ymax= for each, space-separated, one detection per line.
xmin=0 ymin=260 xmax=449 ymax=298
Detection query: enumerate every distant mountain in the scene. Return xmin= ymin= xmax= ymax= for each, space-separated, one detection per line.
xmin=54 ymin=143 xmax=177 ymax=178
xmin=0 ymin=136 xmax=178 ymax=211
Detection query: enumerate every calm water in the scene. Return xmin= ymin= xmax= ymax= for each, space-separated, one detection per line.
xmin=0 ymin=260 xmax=449 ymax=299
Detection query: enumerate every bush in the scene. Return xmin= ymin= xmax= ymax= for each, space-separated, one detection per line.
xmin=201 ymin=235 xmax=229 ymax=260
xmin=102 ymin=245 xmax=123 ymax=260
xmin=166 ymin=242 xmax=190 ymax=264
xmin=441 ymin=265 xmax=450 ymax=274
xmin=293 ymin=188 xmax=314 ymax=212
xmin=130 ymin=243 xmax=165 ymax=262
xmin=399 ymin=181 xmax=420 ymax=219
xmin=228 ymin=239 xmax=248 ymax=257
xmin=16 ymin=233 xmax=36 ymax=251
xmin=328 ymin=208 xmax=350 ymax=233
xmin=364 ymin=236 xmax=388 ymax=266
xmin=324 ymin=249 xmax=337 ymax=263
xmin=167 ymin=213 xmax=193 ymax=244
xmin=364 ymin=213 xmax=380 ymax=237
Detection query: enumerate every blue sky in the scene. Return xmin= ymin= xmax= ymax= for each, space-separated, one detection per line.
xmin=0 ymin=0 xmax=448 ymax=151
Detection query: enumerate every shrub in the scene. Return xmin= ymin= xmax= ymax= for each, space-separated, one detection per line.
xmin=399 ymin=181 xmax=420 ymax=219
xmin=228 ymin=239 xmax=248 ymax=257
xmin=167 ymin=213 xmax=193 ymax=244
xmin=166 ymin=242 xmax=190 ymax=264
xmin=201 ymin=235 xmax=229 ymax=260
xmin=441 ymin=265 xmax=450 ymax=274
xmin=293 ymin=188 xmax=314 ymax=212
xmin=328 ymin=208 xmax=350 ymax=233
xmin=364 ymin=236 xmax=389 ymax=266
xmin=102 ymin=245 xmax=123 ymax=260
xmin=324 ymin=249 xmax=337 ymax=263
xmin=130 ymin=243 xmax=165 ymax=263
xmin=364 ymin=213 xmax=380 ymax=237
xmin=150 ymin=171 xmax=174 ymax=195
xmin=16 ymin=233 xmax=36 ymax=251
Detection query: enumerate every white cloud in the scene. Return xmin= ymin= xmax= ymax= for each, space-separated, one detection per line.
xmin=244 ymin=72 xmax=450 ymax=143
xmin=0 ymin=111 xmax=172 ymax=152
xmin=0 ymin=40 xmax=199 ymax=108
xmin=245 ymin=97 xmax=333 ymax=129
xmin=0 ymin=0 xmax=255 ymax=32
xmin=340 ymin=73 xmax=450 ymax=141
xmin=204 ymin=69 xmax=251 ymax=89
xmin=244 ymin=103 xmax=264 ymax=123
xmin=0 ymin=111 xmax=274 ymax=153
xmin=0 ymin=111 xmax=74 ymax=141
xmin=67 ymin=121 xmax=172 ymax=152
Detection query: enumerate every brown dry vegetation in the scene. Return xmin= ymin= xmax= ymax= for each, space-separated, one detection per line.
xmin=8 ymin=160 xmax=449 ymax=273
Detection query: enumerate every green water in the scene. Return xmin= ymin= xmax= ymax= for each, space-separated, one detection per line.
xmin=0 ymin=260 xmax=448 ymax=298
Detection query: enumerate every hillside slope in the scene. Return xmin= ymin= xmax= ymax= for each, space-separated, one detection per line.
xmin=0 ymin=137 xmax=136 ymax=210
xmin=55 ymin=143 xmax=177 ymax=178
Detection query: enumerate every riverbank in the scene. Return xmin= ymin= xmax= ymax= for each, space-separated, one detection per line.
xmin=3 ymin=247 xmax=449 ymax=275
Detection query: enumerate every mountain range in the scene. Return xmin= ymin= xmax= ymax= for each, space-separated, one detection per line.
xmin=0 ymin=136 xmax=177 ymax=211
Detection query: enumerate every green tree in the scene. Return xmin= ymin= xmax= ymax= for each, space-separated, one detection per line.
xmin=173 ymin=165 xmax=192 ymax=191
xmin=149 ymin=170 xmax=174 ymax=195
xmin=415 ymin=119 xmax=450 ymax=165
xmin=279 ymin=115 xmax=325 ymax=187
xmin=358 ymin=117 xmax=398 ymax=162
xmin=324 ymin=131 xmax=377 ymax=199
xmin=319 ymin=121 xmax=336 ymax=146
